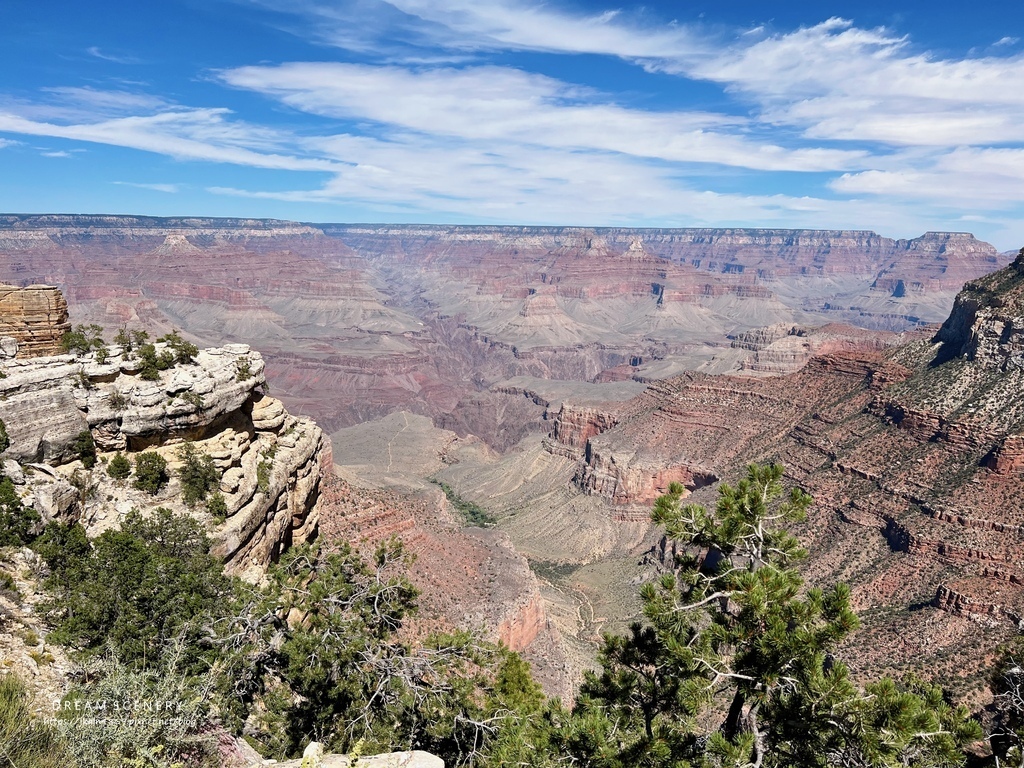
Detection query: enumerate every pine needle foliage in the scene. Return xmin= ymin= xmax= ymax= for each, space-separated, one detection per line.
xmin=567 ymin=463 xmax=981 ymax=768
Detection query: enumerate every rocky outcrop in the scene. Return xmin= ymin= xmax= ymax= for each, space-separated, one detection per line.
xmin=934 ymin=584 xmax=1024 ymax=628
xmin=0 ymin=315 xmax=328 ymax=576
xmin=262 ymin=747 xmax=443 ymax=767
xmin=549 ymin=403 xmax=620 ymax=455
xmin=934 ymin=251 xmax=1024 ymax=368
xmin=0 ymin=285 xmax=70 ymax=358
xmin=988 ymin=435 xmax=1024 ymax=474
xmin=575 ymin=441 xmax=719 ymax=507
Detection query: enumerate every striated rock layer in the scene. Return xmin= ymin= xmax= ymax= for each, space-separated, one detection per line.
xmin=535 ymin=255 xmax=1024 ymax=695
xmin=0 ymin=284 xmax=70 ymax=358
xmin=0 ymin=308 xmax=328 ymax=575
xmin=0 ymin=216 xmax=1008 ymax=450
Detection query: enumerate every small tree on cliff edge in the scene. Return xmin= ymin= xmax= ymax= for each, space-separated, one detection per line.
xmin=565 ymin=463 xmax=980 ymax=767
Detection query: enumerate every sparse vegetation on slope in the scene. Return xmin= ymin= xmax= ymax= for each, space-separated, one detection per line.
xmin=0 ymin=675 xmax=72 ymax=768
xmin=430 ymin=478 xmax=497 ymax=527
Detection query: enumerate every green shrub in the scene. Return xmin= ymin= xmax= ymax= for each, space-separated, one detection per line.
xmin=56 ymin=654 xmax=218 ymax=768
xmin=61 ymin=324 xmax=105 ymax=357
xmin=107 ymin=451 xmax=131 ymax=480
xmin=136 ymin=343 xmax=175 ymax=381
xmin=256 ymin=460 xmax=271 ymax=494
xmin=71 ymin=430 xmax=96 ymax=469
xmin=0 ymin=417 xmax=8 ymax=453
xmin=0 ymin=570 xmax=17 ymax=595
xmin=36 ymin=508 xmax=232 ymax=665
xmin=179 ymin=390 xmax=205 ymax=408
xmin=0 ymin=475 xmax=40 ymax=546
xmin=175 ymin=442 xmax=219 ymax=507
xmin=206 ymin=492 xmax=228 ymax=522
xmin=133 ymin=452 xmax=168 ymax=495
xmin=20 ymin=628 xmax=40 ymax=646
xmin=235 ymin=357 xmax=253 ymax=381
xmin=72 ymin=368 xmax=93 ymax=390
xmin=157 ymin=330 xmax=198 ymax=366
xmin=430 ymin=479 xmax=496 ymax=527
xmin=113 ymin=327 xmax=149 ymax=360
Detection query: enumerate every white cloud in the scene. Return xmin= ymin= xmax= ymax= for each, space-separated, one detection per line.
xmin=832 ymin=147 xmax=1024 ymax=206
xmin=694 ymin=19 xmax=1024 ymax=147
xmin=206 ymin=127 xmax=963 ymax=239
xmin=112 ymin=181 xmax=181 ymax=193
xmin=221 ymin=62 xmax=869 ymax=172
xmin=43 ymin=86 xmax=167 ymax=114
xmin=86 ymin=47 xmax=139 ymax=64
xmin=383 ymin=0 xmax=708 ymax=61
xmin=0 ymin=109 xmax=342 ymax=172
xmin=40 ymin=150 xmax=73 ymax=158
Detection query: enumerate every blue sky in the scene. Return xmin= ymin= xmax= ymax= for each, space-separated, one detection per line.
xmin=2 ymin=1 xmax=1024 ymax=248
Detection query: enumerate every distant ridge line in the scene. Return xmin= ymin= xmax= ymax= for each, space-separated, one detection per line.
xmin=0 ymin=214 xmax=988 ymax=243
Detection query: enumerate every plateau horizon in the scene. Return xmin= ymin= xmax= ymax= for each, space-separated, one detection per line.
xmin=2 ymin=0 xmax=1024 ymax=249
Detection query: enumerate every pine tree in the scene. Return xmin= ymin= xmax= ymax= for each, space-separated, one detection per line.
xmin=568 ymin=463 xmax=980 ymax=767
xmin=106 ymin=450 xmax=131 ymax=480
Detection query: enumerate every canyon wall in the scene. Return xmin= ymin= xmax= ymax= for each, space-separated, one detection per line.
xmin=532 ymin=256 xmax=1024 ymax=692
xmin=0 ymin=216 xmax=1008 ymax=450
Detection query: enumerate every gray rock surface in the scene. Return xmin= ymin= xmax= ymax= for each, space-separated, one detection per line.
xmin=0 ymin=339 xmax=328 ymax=574
xmin=255 ymin=749 xmax=444 ymax=768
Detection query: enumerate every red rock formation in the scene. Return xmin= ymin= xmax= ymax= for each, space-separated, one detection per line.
xmin=316 ymin=475 xmax=570 ymax=695
xmin=550 ymin=403 xmax=620 ymax=454
xmin=988 ymin=435 xmax=1024 ymax=474
xmin=0 ymin=216 xmax=1009 ymax=450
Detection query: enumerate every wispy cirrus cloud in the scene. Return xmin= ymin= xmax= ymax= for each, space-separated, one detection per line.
xmin=0 ymin=106 xmax=341 ymax=172
xmin=220 ymin=62 xmax=871 ymax=173
xmin=688 ymin=18 xmax=1024 ymax=147
xmin=113 ymin=181 xmax=181 ymax=193
xmin=86 ymin=46 xmax=140 ymax=65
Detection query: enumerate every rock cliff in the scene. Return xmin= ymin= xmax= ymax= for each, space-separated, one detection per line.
xmin=0 ymin=284 xmax=70 ymax=358
xmin=0 ymin=288 xmax=328 ymax=575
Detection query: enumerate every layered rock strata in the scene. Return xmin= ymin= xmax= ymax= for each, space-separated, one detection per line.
xmin=0 ymin=216 xmax=1008 ymax=453
xmin=0 ymin=315 xmax=328 ymax=575
xmin=0 ymin=284 xmax=70 ymax=358
xmin=533 ymin=257 xmax=1024 ymax=691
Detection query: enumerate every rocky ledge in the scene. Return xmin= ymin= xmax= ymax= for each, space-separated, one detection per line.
xmin=0 ymin=323 xmax=328 ymax=576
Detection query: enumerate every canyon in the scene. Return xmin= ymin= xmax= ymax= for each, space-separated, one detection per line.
xmin=0 ymin=214 xmax=1018 ymax=699
xmin=0 ymin=216 xmax=1006 ymax=443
